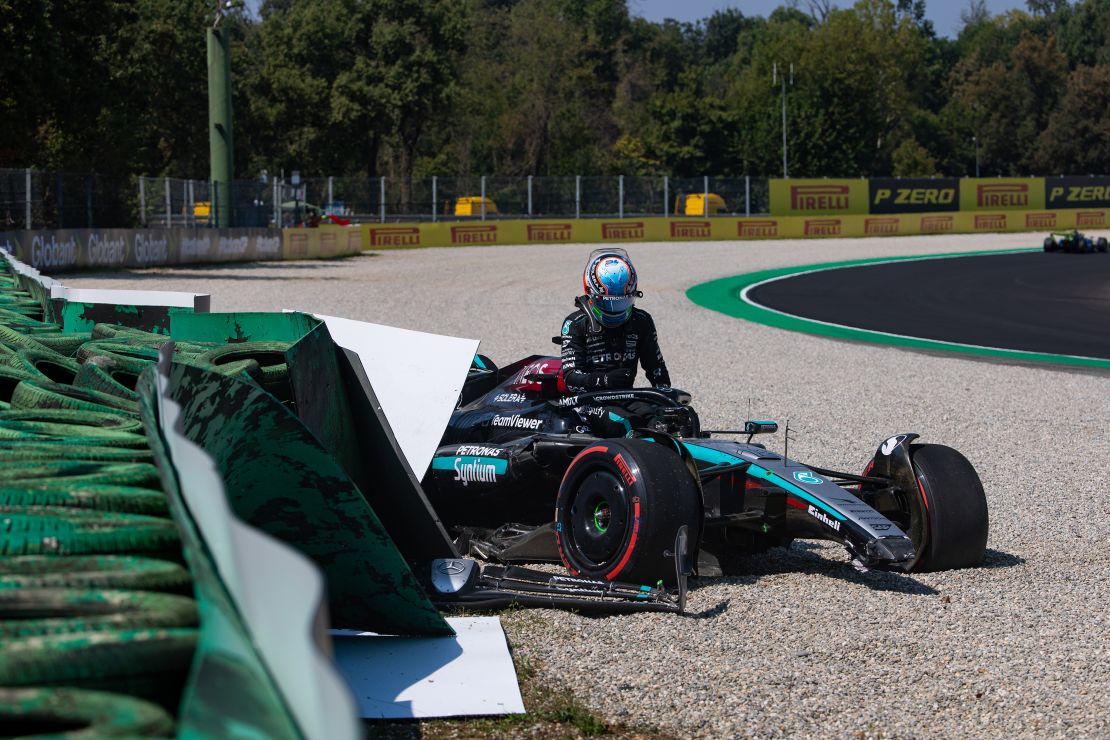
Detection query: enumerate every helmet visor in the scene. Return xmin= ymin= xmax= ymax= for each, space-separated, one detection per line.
xmin=593 ymin=293 xmax=636 ymax=316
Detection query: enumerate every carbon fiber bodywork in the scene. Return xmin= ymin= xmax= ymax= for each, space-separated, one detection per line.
xmin=425 ymin=355 xmax=924 ymax=575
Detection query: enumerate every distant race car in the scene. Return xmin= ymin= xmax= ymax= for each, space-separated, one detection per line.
xmin=421 ymin=354 xmax=990 ymax=595
xmin=1043 ymin=230 xmax=1108 ymax=253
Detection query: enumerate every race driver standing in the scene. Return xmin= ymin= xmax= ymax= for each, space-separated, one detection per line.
xmin=559 ymin=248 xmax=671 ymax=393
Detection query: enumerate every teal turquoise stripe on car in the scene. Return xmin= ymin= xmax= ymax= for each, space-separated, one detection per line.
xmin=431 ymin=456 xmax=508 ymax=474
xmin=682 ymin=443 xmax=744 ymax=466
xmin=686 ymin=248 xmax=1110 ymax=370
xmin=747 ymin=464 xmax=845 ymax=520
xmin=609 ymin=412 xmax=632 ymax=435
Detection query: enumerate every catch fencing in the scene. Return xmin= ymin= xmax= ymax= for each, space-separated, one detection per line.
xmin=2 ymin=169 xmax=772 ymax=229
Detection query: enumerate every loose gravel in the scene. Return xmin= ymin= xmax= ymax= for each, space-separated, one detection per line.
xmin=60 ymin=233 xmax=1110 ymax=738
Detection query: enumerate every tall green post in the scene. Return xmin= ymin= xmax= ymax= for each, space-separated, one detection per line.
xmin=207 ymin=27 xmax=234 ymax=228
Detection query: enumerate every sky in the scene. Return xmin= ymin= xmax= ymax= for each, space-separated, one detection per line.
xmin=243 ymin=1 xmax=1031 ymax=40
xmin=627 ymin=1 xmax=1032 ymax=38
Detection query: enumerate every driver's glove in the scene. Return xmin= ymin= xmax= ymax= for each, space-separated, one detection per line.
xmin=602 ymin=368 xmax=634 ymax=388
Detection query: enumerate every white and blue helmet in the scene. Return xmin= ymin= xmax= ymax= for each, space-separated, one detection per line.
xmin=582 ymin=248 xmax=638 ymax=327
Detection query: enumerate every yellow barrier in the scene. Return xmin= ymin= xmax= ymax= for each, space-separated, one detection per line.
xmin=282 ymin=225 xmax=364 ymax=259
xmin=361 ymin=209 xmax=1108 ymax=249
xmin=769 ymin=179 xmax=870 ymax=216
xmin=959 ymin=177 xmax=1045 ymax=212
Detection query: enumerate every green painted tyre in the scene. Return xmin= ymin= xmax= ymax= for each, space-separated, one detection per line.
xmin=176 ymin=357 xmax=265 ymax=385
xmin=0 ymin=443 xmax=153 ymax=463
xmin=197 ymin=341 xmax=291 ymax=385
xmin=0 ymin=461 xmax=161 ymax=487
xmin=74 ymin=362 xmax=142 ymax=400
xmin=0 ymin=588 xmax=198 ymax=638
xmin=0 ymin=418 xmax=148 ymax=447
xmin=0 ymin=555 xmax=191 ymax=592
xmin=8 ymin=349 xmax=80 ymax=385
xmin=0 ymin=364 xmax=42 ymax=403
xmin=31 ymin=331 xmax=93 ymax=357
xmin=0 ymin=407 xmax=144 ymax=433
xmin=10 ymin=379 xmax=139 ymax=415
xmin=0 ymin=506 xmax=180 ymax=555
xmin=77 ymin=342 xmax=160 ymax=375
xmin=0 ymin=485 xmax=169 ymax=516
xmin=0 ymin=628 xmax=197 ymax=708
xmin=0 ymin=324 xmax=60 ymax=355
xmin=0 ymin=686 xmax=175 ymax=738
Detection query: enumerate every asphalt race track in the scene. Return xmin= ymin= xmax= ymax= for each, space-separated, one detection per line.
xmin=58 ymin=232 xmax=1110 ymax=738
xmin=747 ymin=251 xmax=1110 ymax=360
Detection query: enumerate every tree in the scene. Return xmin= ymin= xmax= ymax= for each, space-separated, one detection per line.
xmin=949 ymin=30 xmax=1068 ymax=174
xmin=1033 ymin=64 xmax=1110 ymax=173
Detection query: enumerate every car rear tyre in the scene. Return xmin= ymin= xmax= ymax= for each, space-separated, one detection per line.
xmin=897 ymin=444 xmax=988 ymax=572
xmin=555 ymin=438 xmax=700 ymax=586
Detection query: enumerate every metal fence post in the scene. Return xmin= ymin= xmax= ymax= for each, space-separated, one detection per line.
xmin=432 ymin=176 xmax=437 ymax=222
xmin=380 ymin=176 xmax=385 ymax=223
xmin=24 ymin=168 xmax=31 ymax=229
xmin=745 ymin=175 xmax=750 ymax=217
xmin=480 ymin=176 xmax=486 ymax=221
xmin=527 ymin=175 xmax=533 ymax=216
xmin=327 ymin=176 xmax=333 ymax=212
xmin=619 ymin=175 xmax=624 ymax=218
xmin=139 ymin=177 xmax=147 ymax=226
xmin=575 ymin=176 xmax=581 ymax=219
xmin=703 ymin=175 xmax=709 ymax=217
xmin=663 ymin=176 xmax=669 ymax=218
xmin=187 ymin=180 xmax=194 ymax=227
xmin=164 ymin=177 xmax=171 ymax=227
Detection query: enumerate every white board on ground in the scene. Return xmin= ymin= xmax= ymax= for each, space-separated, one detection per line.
xmin=306 ymin=314 xmax=479 ymax=478
xmin=331 ymin=617 xmax=525 ymax=719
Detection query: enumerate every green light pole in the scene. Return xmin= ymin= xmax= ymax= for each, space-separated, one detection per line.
xmin=207 ymin=3 xmax=235 ymax=228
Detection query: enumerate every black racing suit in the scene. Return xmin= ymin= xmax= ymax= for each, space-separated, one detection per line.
xmin=559 ymin=304 xmax=671 ymax=393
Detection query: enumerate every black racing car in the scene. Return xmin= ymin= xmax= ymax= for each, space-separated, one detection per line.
xmin=1043 ymin=230 xmax=1109 ymax=253
xmin=421 ymin=354 xmax=990 ymax=588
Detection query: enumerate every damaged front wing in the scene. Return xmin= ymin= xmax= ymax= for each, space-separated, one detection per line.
xmin=428 ymin=526 xmax=691 ymax=615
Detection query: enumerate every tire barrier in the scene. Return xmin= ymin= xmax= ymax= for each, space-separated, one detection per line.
xmin=0 ymin=407 xmax=146 ymax=435
xmin=196 ymin=341 xmax=293 ymax=402
xmin=0 ymin=250 xmax=376 ymax=736
xmin=0 ymin=484 xmax=170 ymax=516
xmin=0 ymin=588 xmax=198 ymax=638
xmin=0 ymin=556 xmax=191 ymax=592
xmin=0 ymin=628 xmax=199 ymax=709
xmin=74 ymin=362 xmax=142 ymax=401
xmin=0 ymin=443 xmax=153 ymax=463
xmin=9 ymin=349 xmax=81 ymax=385
xmin=30 ymin=331 xmax=93 ymax=358
xmin=10 ymin=379 xmax=140 ymax=415
xmin=0 ymin=325 xmax=59 ymax=355
xmin=0 ymin=507 xmax=181 ymax=556
xmin=0 ymin=686 xmax=175 ymax=738
xmin=0 ymin=461 xmax=161 ymax=487
xmin=0 ymin=418 xmax=150 ymax=447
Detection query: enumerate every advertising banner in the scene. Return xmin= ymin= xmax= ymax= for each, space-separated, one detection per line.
xmin=0 ymin=227 xmax=360 ymax=271
xmin=282 ymin=226 xmax=363 ymax=260
xmin=1045 ymin=176 xmax=1110 ymax=210
xmin=869 ymin=178 xmax=959 ymax=214
xmin=358 ymin=208 xmax=1109 ymax=250
xmin=959 ymin=178 xmax=1045 ymax=212
xmin=769 ymin=179 xmax=869 ymax=216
